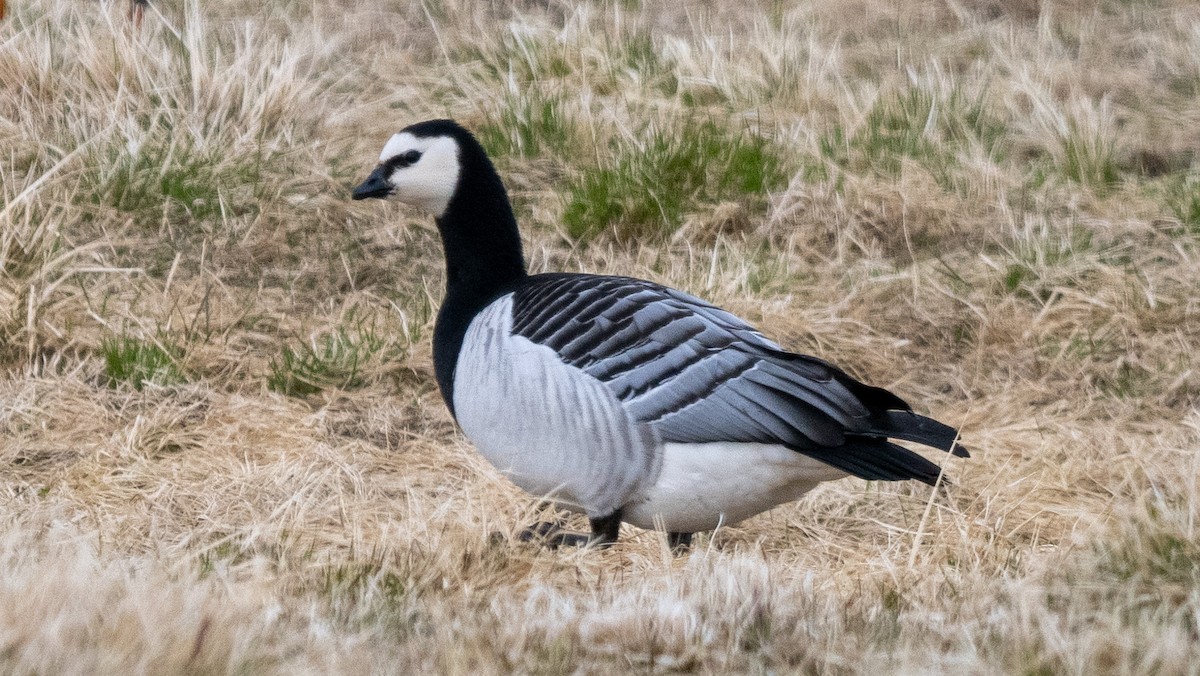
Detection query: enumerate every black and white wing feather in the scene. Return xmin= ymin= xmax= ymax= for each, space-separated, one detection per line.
xmin=511 ymin=274 xmax=967 ymax=485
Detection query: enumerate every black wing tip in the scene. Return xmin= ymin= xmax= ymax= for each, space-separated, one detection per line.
xmin=799 ymin=423 xmax=970 ymax=486
xmin=797 ymin=439 xmax=956 ymax=485
xmin=877 ymin=410 xmax=968 ymax=456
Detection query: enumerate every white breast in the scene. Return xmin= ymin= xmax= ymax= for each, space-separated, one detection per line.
xmin=452 ymin=295 xmax=661 ymax=518
xmin=622 ymin=442 xmax=848 ymax=533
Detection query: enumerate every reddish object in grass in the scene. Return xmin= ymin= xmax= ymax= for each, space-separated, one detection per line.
xmin=129 ymin=0 xmax=148 ymax=28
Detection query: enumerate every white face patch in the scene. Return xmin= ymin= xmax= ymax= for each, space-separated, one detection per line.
xmin=378 ymin=132 xmax=461 ymax=218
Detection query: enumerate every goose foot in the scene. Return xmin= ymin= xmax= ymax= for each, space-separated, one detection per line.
xmin=516 ymin=510 xmax=622 ymax=549
xmin=586 ymin=510 xmax=622 ymax=547
xmin=517 ymin=520 xmax=563 ymax=542
xmin=667 ymin=531 xmax=693 ymax=552
xmin=514 ymin=521 xmax=587 ymax=548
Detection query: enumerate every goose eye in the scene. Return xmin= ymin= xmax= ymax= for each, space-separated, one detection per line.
xmin=386 ymin=150 xmax=422 ymax=171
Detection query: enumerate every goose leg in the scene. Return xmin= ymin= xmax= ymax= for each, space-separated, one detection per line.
xmin=586 ymin=510 xmax=622 ymax=547
xmin=516 ymin=501 xmax=569 ymax=543
xmin=517 ymin=509 xmax=622 ymax=549
xmin=516 ymin=524 xmax=605 ymax=548
xmin=517 ymin=520 xmax=564 ymax=542
xmin=667 ymin=531 xmax=693 ymax=551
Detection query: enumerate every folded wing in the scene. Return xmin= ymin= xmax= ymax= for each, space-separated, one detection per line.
xmin=510 ymin=274 xmax=967 ymax=486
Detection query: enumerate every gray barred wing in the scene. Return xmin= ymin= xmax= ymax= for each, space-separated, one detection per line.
xmin=509 ymin=274 xmax=966 ymax=485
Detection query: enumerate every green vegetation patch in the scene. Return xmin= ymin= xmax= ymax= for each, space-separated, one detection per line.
xmin=462 ymin=31 xmax=573 ymax=86
xmin=1095 ymin=504 xmax=1200 ymax=591
xmin=476 ymin=91 xmax=578 ymax=160
xmin=563 ymin=118 xmax=789 ymax=242
xmin=813 ymin=87 xmax=1007 ymax=192
xmin=995 ymin=225 xmax=1095 ymax=302
xmin=81 ymin=133 xmax=263 ymax=231
xmin=101 ymin=334 xmax=187 ymax=390
xmin=1057 ymin=122 xmax=1120 ymax=193
xmin=1163 ymin=172 xmax=1200 ymax=233
xmin=267 ymin=323 xmax=388 ymax=397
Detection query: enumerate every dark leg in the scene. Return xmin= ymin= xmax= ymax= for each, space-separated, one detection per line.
xmin=667 ymin=531 xmax=693 ymax=552
xmin=517 ymin=507 xmax=622 ymax=549
xmin=545 ymin=530 xmax=592 ymax=548
xmin=517 ymin=520 xmax=563 ymax=542
xmin=587 ymin=509 xmax=622 ymax=547
xmin=516 ymin=501 xmax=567 ymax=543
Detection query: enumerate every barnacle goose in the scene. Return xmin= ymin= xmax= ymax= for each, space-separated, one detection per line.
xmin=352 ymin=119 xmax=967 ymax=549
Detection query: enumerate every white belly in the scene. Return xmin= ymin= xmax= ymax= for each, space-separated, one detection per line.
xmin=622 ymin=442 xmax=847 ymax=533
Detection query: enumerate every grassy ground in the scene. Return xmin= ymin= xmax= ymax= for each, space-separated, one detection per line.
xmin=2 ymin=0 xmax=1199 ymax=672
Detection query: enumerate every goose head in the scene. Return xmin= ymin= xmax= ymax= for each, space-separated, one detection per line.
xmin=351 ymin=119 xmax=526 ymax=289
xmin=351 ymin=119 xmax=467 ymax=219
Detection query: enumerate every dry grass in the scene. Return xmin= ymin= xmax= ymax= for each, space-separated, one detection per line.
xmin=2 ymin=0 xmax=1199 ymax=673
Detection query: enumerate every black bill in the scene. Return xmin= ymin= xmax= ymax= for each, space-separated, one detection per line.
xmin=351 ymin=166 xmax=393 ymax=200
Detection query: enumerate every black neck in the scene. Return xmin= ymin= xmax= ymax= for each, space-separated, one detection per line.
xmin=431 ymin=134 xmax=527 ymax=416
xmin=435 ymin=181 xmax=526 ymax=302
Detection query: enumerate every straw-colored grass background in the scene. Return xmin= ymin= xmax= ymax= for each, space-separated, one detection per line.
xmin=2 ymin=0 xmax=1198 ymax=672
